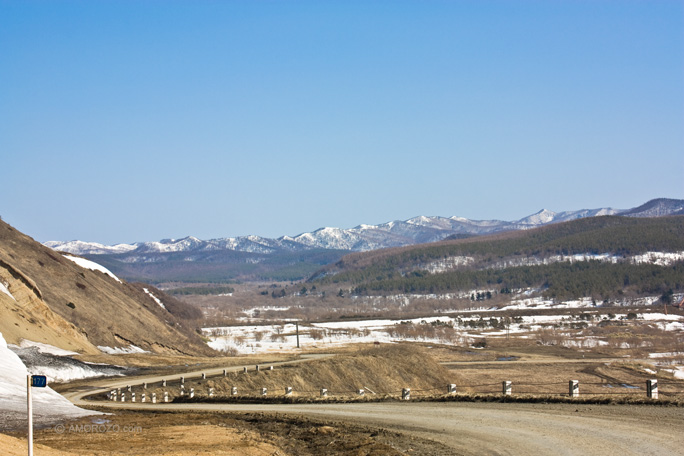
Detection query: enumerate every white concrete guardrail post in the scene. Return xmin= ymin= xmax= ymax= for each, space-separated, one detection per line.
xmin=358 ymin=389 xmax=365 ymax=396
xmin=209 ymin=388 xmax=214 ymax=398
xmin=223 ymin=369 xmax=227 ymax=377
xmin=320 ymin=388 xmax=328 ymax=398
xmin=162 ymin=379 xmax=166 ymax=387
xmin=269 ymin=366 xmax=274 ymax=371
xmin=448 ymin=384 xmax=457 ymax=394
xmin=402 ymin=388 xmax=411 ymax=400
xmin=163 ymin=392 xmax=169 ymax=403
xmin=121 ymin=393 xmax=125 ymax=402
xmin=141 ymin=393 xmax=146 ymax=403
xmin=261 ymin=387 xmax=267 ymax=396
xmin=503 ymin=381 xmax=512 ymax=396
xmin=201 ymin=373 xmax=206 ymax=380
xmin=243 ymin=367 xmax=247 ymax=374
xmin=131 ymin=392 xmax=136 ymax=402
xmin=285 ymin=387 xmax=293 ymax=396
xmin=647 ymin=379 xmax=658 ymax=399
xmin=152 ymin=393 xmax=157 ymax=404
xmin=180 ymin=376 xmax=184 ymax=384
xmin=143 ymin=382 xmax=147 ymax=389
xmin=231 ymin=386 xmax=238 ymax=396
xmin=189 ymin=388 xmax=195 ymax=399
xmin=569 ymin=380 xmax=579 ymax=398
xmin=256 ymin=365 xmax=260 ymax=372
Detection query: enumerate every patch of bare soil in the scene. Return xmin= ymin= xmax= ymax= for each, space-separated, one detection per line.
xmin=6 ymin=410 xmax=454 ymax=456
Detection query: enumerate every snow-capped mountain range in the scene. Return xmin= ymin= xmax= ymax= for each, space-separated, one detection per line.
xmin=45 ymin=199 xmax=684 ymax=257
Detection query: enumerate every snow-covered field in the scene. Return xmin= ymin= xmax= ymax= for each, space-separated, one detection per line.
xmin=203 ymin=311 xmax=684 ymax=356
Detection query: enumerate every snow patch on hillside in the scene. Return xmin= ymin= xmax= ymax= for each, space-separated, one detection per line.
xmin=0 ymin=281 xmax=15 ymax=301
xmin=97 ymin=345 xmax=148 ymax=355
xmin=63 ymin=255 xmax=122 ymax=282
xmin=143 ymin=288 xmax=166 ymax=310
xmin=18 ymin=340 xmax=78 ymax=356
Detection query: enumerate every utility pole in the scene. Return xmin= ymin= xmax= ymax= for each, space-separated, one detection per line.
xmin=296 ymin=321 xmax=300 ymax=348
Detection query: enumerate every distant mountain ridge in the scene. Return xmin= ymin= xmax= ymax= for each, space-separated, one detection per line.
xmin=45 ymin=198 xmax=683 ymax=257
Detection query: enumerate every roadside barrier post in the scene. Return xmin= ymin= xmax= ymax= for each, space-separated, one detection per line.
xmin=647 ymin=379 xmax=658 ymax=399
xmin=143 ymin=382 xmax=147 ymax=389
xmin=131 ymin=392 xmax=136 ymax=402
xmin=261 ymin=387 xmax=267 ymax=396
xmin=162 ymin=379 xmax=166 ymax=387
xmin=201 ymin=373 xmax=206 ymax=380
xmin=127 ymin=385 xmax=131 ymax=392
xmin=163 ymin=392 xmax=169 ymax=403
xmin=189 ymin=388 xmax=195 ymax=399
xmin=256 ymin=365 xmax=260 ymax=372
xmin=502 ymin=381 xmax=512 ymax=396
xmin=209 ymin=388 xmax=214 ymax=397
xmin=358 ymin=389 xmax=365 ymax=396
xmin=243 ymin=367 xmax=247 ymax=374
xmin=448 ymin=384 xmax=457 ymax=394
xmin=223 ymin=369 xmax=227 ymax=376
xmin=320 ymin=388 xmax=328 ymax=397
xmin=179 ymin=386 xmax=184 ymax=396
xmin=569 ymin=380 xmax=579 ymax=398
xmin=152 ymin=393 xmax=157 ymax=403
xmin=402 ymin=388 xmax=411 ymax=400
xmin=180 ymin=376 xmax=184 ymax=384
xmin=141 ymin=393 xmax=146 ymax=403
xmin=121 ymin=393 xmax=125 ymax=402
xmin=111 ymin=390 xmax=117 ymax=401
xmin=231 ymin=386 xmax=238 ymax=396
xmin=269 ymin=366 xmax=274 ymax=371
xmin=285 ymin=387 xmax=293 ymax=396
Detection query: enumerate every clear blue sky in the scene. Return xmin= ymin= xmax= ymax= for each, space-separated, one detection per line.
xmin=1 ymin=1 xmax=682 ymax=244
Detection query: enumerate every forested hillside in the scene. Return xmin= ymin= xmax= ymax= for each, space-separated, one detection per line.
xmin=311 ymin=216 xmax=684 ymax=302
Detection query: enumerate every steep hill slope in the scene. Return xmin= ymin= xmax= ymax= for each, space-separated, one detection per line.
xmin=0 ymin=220 xmax=213 ymax=356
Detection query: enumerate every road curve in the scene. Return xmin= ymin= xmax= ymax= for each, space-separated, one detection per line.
xmin=64 ymin=360 xmax=684 ymax=456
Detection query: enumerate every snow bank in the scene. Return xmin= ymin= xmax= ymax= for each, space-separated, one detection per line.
xmin=10 ymin=342 xmax=127 ymax=383
xmin=62 ymin=255 xmax=121 ymax=283
xmin=0 ymin=332 xmax=100 ymax=430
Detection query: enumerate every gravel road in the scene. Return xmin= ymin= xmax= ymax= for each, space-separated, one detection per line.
xmin=64 ymin=360 xmax=684 ymax=456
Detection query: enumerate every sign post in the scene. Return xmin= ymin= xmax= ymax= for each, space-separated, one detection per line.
xmin=27 ymin=375 xmax=47 ymax=456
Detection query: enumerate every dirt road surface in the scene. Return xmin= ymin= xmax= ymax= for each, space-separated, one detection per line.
xmin=64 ymin=359 xmax=683 ymax=456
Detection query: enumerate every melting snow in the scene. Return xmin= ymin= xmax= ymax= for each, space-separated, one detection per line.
xmin=97 ymin=345 xmax=148 ymax=355
xmin=63 ymin=255 xmax=121 ymax=283
xmin=18 ymin=340 xmax=78 ymax=357
xmin=0 ymin=281 xmax=15 ymax=301
xmin=143 ymin=288 xmax=166 ymax=310
xmin=0 ymin=332 xmax=100 ymax=430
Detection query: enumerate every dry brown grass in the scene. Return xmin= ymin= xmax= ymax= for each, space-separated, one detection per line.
xmin=138 ymin=344 xmax=456 ymax=400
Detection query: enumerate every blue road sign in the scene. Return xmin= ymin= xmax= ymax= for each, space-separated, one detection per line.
xmin=31 ymin=375 xmax=47 ymax=388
